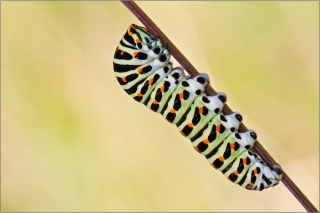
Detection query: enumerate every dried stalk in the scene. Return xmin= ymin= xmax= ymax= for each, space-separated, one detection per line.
xmin=121 ymin=1 xmax=318 ymax=212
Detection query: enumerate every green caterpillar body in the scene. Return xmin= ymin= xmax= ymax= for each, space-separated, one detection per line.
xmin=113 ymin=24 xmax=282 ymax=191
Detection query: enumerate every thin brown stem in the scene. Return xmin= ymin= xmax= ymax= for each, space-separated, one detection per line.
xmin=121 ymin=1 xmax=318 ymax=212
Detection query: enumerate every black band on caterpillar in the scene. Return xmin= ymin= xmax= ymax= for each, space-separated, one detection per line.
xmin=113 ymin=24 xmax=282 ymax=191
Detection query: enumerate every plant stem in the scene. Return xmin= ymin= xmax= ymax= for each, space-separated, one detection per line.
xmin=121 ymin=1 xmax=318 ymax=212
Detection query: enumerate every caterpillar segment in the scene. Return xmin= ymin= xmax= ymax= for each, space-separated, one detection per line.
xmin=160 ymin=74 xmax=209 ymax=124
xmin=131 ymin=63 xmax=173 ymax=102
xmin=113 ymin=24 xmax=283 ymax=191
xmin=176 ymin=92 xmax=227 ymax=139
xmin=144 ymin=67 xmax=186 ymax=113
xmin=191 ymin=112 xmax=243 ymax=155
xmin=206 ymin=130 xmax=257 ymax=171
xmin=236 ymin=156 xmax=282 ymax=190
xmin=222 ymin=150 xmax=259 ymax=183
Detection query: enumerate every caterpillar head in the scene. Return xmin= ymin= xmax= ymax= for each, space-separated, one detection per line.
xmin=127 ymin=24 xmax=154 ymax=51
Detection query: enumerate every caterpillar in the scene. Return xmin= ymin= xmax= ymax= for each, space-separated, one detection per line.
xmin=113 ymin=24 xmax=282 ymax=191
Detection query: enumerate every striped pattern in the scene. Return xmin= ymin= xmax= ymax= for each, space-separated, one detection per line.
xmin=113 ymin=24 xmax=282 ymax=191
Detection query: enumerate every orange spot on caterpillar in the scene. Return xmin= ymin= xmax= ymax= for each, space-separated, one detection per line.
xmin=160 ymin=86 xmax=165 ymax=92
xmin=203 ymin=138 xmax=209 ymax=145
xmin=170 ymin=109 xmax=176 ymax=113
xmin=135 ymin=39 xmax=141 ymax=43
xmin=199 ymin=107 xmax=203 ymax=114
xmin=122 ymin=76 xmax=127 ymax=83
xmin=219 ymin=156 xmax=224 ymax=162
xmin=194 ymin=146 xmax=200 ymax=153
xmin=227 ymin=178 xmax=232 ymax=182
xmin=230 ymin=142 xmax=235 ymax=150
xmin=128 ymin=25 xmax=135 ymax=35
xmin=180 ymin=131 xmax=186 ymax=136
xmin=137 ymin=68 xmax=142 ymax=73
xmin=187 ymin=123 xmax=193 ymax=127
xmin=137 ymin=92 xmax=142 ymax=97
xmin=179 ymin=92 xmax=184 ymax=100
xmin=133 ymin=52 xmax=138 ymax=56
xmin=243 ymin=158 xmax=247 ymax=165
xmin=148 ymin=78 xmax=153 ymax=85
xmin=216 ymin=125 xmax=220 ymax=132
xmin=120 ymin=51 xmax=124 ymax=56
xmin=233 ymin=171 xmax=239 ymax=176
xmin=211 ymin=163 xmax=216 ymax=168
xmin=152 ymin=100 xmax=158 ymax=105
xmin=253 ymin=168 xmax=258 ymax=175
xmin=248 ymin=182 xmax=253 ymax=186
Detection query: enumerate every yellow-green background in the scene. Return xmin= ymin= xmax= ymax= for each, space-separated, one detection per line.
xmin=2 ymin=1 xmax=319 ymax=212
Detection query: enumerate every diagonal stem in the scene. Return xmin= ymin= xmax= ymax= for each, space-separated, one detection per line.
xmin=120 ymin=1 xmax=318 ymax=212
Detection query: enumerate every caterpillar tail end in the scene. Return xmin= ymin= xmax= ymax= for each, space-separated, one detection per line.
xmin=260 ymin=162 xmax=283 ymax=190
xmin=271 ymin=163 xmax=283 ymax=177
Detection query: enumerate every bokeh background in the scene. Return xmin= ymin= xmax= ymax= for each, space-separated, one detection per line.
xmin=2 ymin=1 xmax=319 ymax=212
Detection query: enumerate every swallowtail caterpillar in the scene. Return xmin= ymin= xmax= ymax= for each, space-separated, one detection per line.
xmin=113 ymin=24 xmax=282 ymax=191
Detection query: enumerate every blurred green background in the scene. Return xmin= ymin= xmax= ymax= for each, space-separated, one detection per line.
xmin=2 ymin=1 xmax=318 ymax=212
